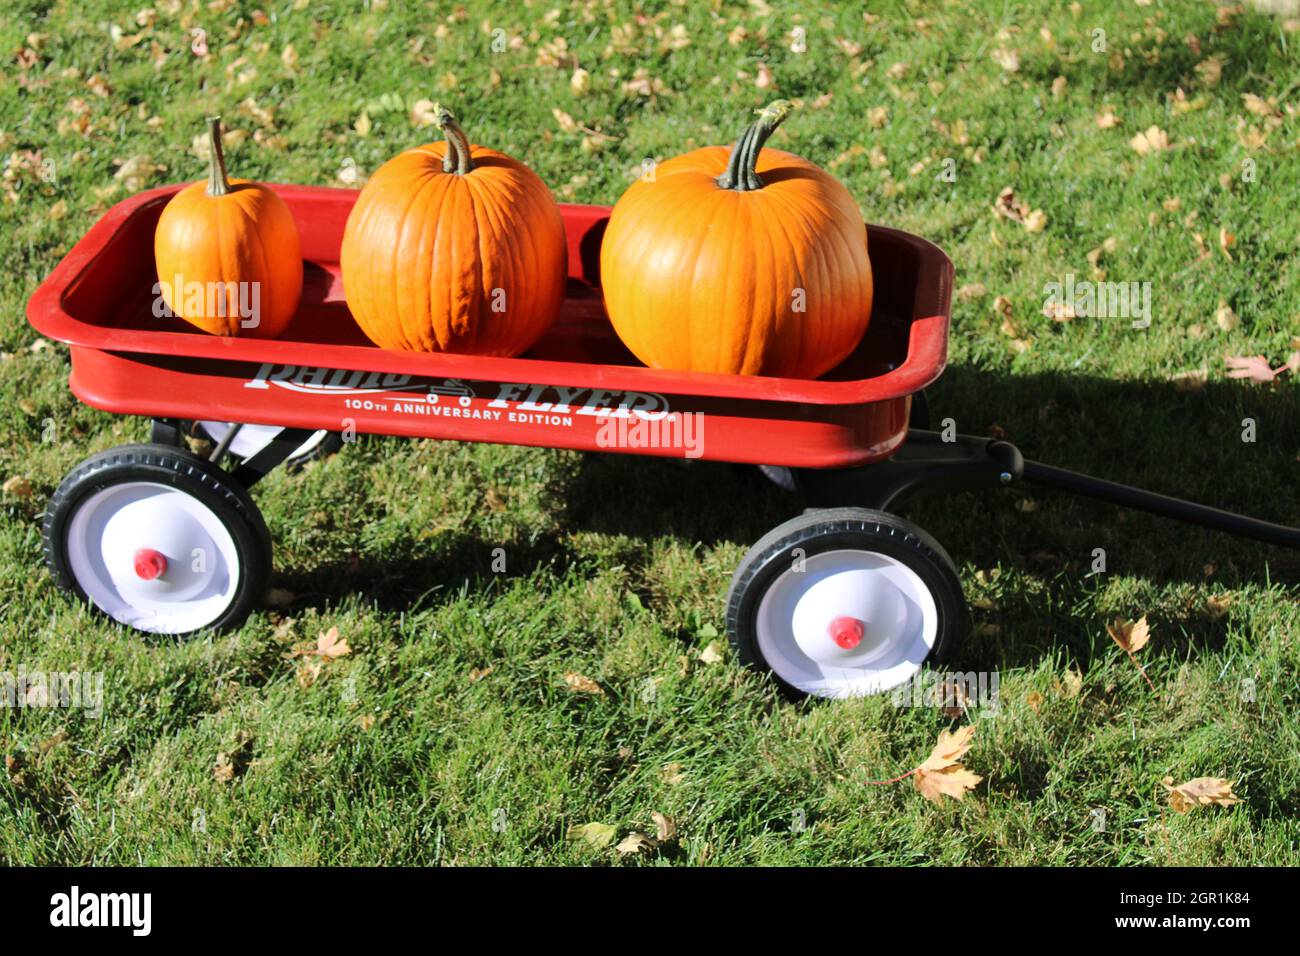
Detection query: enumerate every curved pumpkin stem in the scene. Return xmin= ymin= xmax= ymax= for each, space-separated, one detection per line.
xmin=717 ymin=99 xmax=795 ymax=192
xmin=205 ymin=115 xmax=232 ymax=197
xmin=433 ymin=103 xmax=475 ymax=175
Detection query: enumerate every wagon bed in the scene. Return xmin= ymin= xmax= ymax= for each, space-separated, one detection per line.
xmin=27 ymin=184 xmax=952 ymax=469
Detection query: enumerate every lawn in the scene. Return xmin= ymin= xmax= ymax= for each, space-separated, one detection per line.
xmin=1 ymin=0 xmax=1298 ymax=865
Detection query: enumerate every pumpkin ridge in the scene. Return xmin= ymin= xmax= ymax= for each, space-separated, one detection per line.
xmin=394 ymin=158 xmax=447 ymax=351
xmin=412 ymin=168 xmax=456 ymax=351
xmin=245 ymin=198 xmax=276 ymax=338
xmin=747 ymin=192 xmax=794 ymax=375
xmin=467 ymin=169 xmax=524 ymax=354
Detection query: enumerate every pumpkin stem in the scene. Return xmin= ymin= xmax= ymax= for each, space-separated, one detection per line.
xmin=205 ymin=115 xmax=232 ymax=197
xmin=433 ymin=103 xmax=474 ymax=175
xmin=717 ymin=99 xmax=795 ymax=192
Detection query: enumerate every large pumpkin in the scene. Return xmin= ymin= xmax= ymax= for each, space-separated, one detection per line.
xmin=600 ymin=101 xmax=873 ymax=378
xmin=154 ymin=116 xmax=302 ymax=338
xmin=340 ymin=105 xmax=567 ymax=354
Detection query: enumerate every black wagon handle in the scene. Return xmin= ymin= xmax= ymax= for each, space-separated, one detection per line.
xmin=1019 ymin=459 xmax=1300 ymax=551
xmin=794 ymin=428 xmax=1300 ymax=551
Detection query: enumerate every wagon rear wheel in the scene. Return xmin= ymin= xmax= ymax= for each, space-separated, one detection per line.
xmin=42 ymin=443 xmax=271 ymax=635
xmin=726 ymin=507 xmax=965 ymax=698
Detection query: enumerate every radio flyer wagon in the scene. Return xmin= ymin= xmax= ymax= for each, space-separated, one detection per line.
xmin=26 ymin=184 xmax=1300 ymax=698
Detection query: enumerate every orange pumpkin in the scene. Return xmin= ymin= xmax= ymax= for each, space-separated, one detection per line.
xmin=600 ymin=101 xmax=873 ymax=378
xmin=154 ymin=116 xmax=302 ymax=338
xmin=340 ymin=105 xmax=567 ymax=354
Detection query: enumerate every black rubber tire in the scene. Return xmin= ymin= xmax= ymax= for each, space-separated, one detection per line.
xmin=758 ymin=389 xmax=931 ymax=493
xmin=725 ymin=507 xmax=966 ymax=699
xmin=42 ymin=443 xmax=272 ymax=635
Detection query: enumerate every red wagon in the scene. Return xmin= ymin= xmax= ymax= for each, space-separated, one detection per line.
xmin=27 ymin=184 xmax=1300 ymax=698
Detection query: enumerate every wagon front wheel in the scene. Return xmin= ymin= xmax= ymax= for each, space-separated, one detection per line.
xmin=726 ymin=507 xmax=965 ymax=698
xmin=42 ymin=443 xmax=272 ymax=635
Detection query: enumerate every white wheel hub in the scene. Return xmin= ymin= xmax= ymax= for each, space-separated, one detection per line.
xmin=755 ymin=549 xmax=938 ymax=697
xmin=65 ymin=481 xmax=241 ymax=634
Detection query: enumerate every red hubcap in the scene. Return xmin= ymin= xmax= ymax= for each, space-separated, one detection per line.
xmin=829 ymin=615 xmax=865 ymax=650
xmin=133 ymin=548 xmax=167 ymax=581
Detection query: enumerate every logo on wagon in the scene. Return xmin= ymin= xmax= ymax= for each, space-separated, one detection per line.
xmin=243 ymin=363 xmax=470 ymax=399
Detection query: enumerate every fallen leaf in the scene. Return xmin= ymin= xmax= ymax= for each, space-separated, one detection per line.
xmin=1214 ymin=302 xmax=1239 ymax=332
xmin=567 ymin=822 xmax=618 ymax=848
xmin=1161 ymin=776 xmax=1242 ymax=813
xmin=661 ymin=763 xmax=686 ymax=786
xmin=468 ymin=665 xmax=494 ymax=683
xmin=1107 ymin=616 xmax=1151 ymax=653
xmin=991 ymin=47 xmax=1020 ymax=72
xmin=1026 ymin=691 xmax=1044 ymax=713
xmin=615 ymin=832 xmax=657 ymax=855
xmin=699 ymin=641 xmax=724 ymax=665
xmin=1205 ymin=593 xmax=1232 ymax=619
xmin=1129 ymin=125 xmax=1170 ymax=155
xmin=296 ymin=660 xmax=321 ymax=688
xmin=956 ymin=282 xmax=986 ymax=301
xmin=1224 ymin=354 xmax=1278 ymax=384
xmin=1096 ymin=107 xmax=1120 ymax=129
xmin=652 ymin=811 xmax=677 ymax=844
xmin=920 ymin=725 xmax=976 ymax=772
xmin=564 ymin=672 xmax=604 ymax=695
xmin=316 ymin=626 xmax=351 ymax=660
xmin=2 ymin=476 xmax=34 ymax=499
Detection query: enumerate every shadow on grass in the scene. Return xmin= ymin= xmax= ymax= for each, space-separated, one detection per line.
xmin=274 ymin=362 xmax=1298 ymax=678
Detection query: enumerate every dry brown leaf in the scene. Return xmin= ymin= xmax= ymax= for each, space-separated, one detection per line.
xmin=316 ymin=626 xmax=351 ymax=660
xmin=991 ymin=47 xmax=1020 ymax=72
xmin=1161 ymin=776 xmax=1242 ymax=813
xmin=468 ymin=665 xmax=494 ymax=683
xmin=2 ymin=476 xmax=35 ymax=499
xmin=661 ymin=763 xmax=686 ymax=786
xmin=614 ymin=832 xmax=657 ymax=855
xmin=564 ymin=672 xmax=605 ymax=695
xmin=1026 ymin=691 xmax=1044 ymax=713
xmin=1205 ymin=593 xmax=1233 ymax=619
xmin=1096 ymin=107 xmax=1120 ymax=129
xmin=699 ymin=641 xmax=724 ymax=665
xmin=1129 ymin=125 xmax=1170 ymax=155
xmin=1107 ymin=616 xmax=1151 ymax=653
xmin=652 ymin=811 xmax=677 ymax=844
xmin=1061 ymin=668 xmax=1084 ymax=699
xmin=1214 ymin=302 xmax=1239 ymax=332
xmin=296 ymin=660 xmax=321 ymax=688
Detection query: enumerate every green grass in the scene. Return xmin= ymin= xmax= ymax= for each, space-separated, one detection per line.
xmin=2 ymin=0 xmax=1299 ymax=865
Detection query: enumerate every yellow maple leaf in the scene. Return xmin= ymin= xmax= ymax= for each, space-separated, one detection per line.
xmin=920 ymin=725 xmax=977 ymax=771
xmin=915 ymin=764 xmax=983 ymax=803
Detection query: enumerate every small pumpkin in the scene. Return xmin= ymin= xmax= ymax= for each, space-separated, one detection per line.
xmin=340 ymin=104 xmax=567 ymax=354
xmin=600 ymin=100 xmax=873 ymax=378
xmin=154 ymin=116 xmax=303 ymax=338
